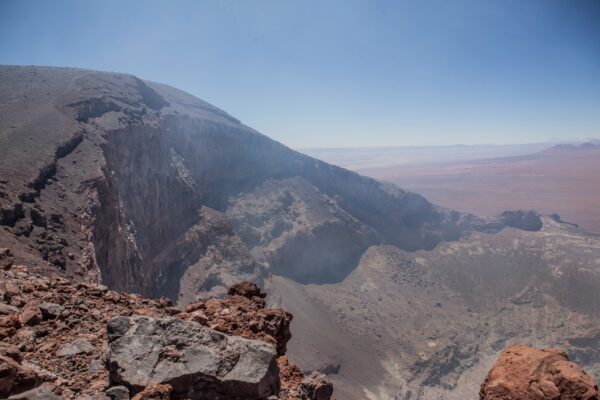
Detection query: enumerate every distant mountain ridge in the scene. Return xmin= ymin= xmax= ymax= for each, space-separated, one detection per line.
xmin=543 ymin=141 xmax=600 ymax=154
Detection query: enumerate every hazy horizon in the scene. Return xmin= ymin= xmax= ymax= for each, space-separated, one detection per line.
xmin=298 ymin=139 xmax=600 ymax=151
xmin=1 ymin=0 xmax=599 ymax=148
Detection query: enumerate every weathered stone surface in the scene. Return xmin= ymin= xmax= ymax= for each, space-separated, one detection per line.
xmin=276 ymin=357 xmax=333 ymax=400
xmin=57 ymin=338 xmax=95 ymax=357
xmin=0 ymin=355 xmax=44 ymax=398
xmin=185 ymin=282 xmax=293 ymax=356
xmin=18 ymin=305 xmax=42 ymax=327
xmin=480 ymin=344 xmax=600 ymax=400
xmin=0 ymin=303 xmax=19 ymax=315
xmin=38 ymin=302 xmax=63 ymax=319
xmin=75 ymin=395 xmax=111 ymax=400
xmin=228 ymin=281 xmax=266 ymax=299
xmin=0 ymin=343 xmax=22 ymax=361
xmin=131 ymin=384 xmax=172 ymax=400
xmin=0 ymin=265 xmax=182 ymax=398
xmin=108 ymin=316 xmax=280 ymax=399
xmin=7 ymin=383 xmax=61 ymax=400
xmin=105 ymin=385 xmax=129 ymax=400
xmin=0 ymin=314 xmax=21 ymax=340
xmin=299 ymin=372 xmax=334 ymax=400
xmin=0 ymin=247 xmax=13 ymax=270
xmin=499 ymin=210 xmax=543 ymax=231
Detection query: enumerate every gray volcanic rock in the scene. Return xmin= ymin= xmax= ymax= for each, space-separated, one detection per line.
xmin=57 ymin=338 xmax=95 ymax=357
xmin=299 ymin=372 xmax=334 ymax=400
xmin=227 ymin=177 xmax=381 ymax=283
xmin=7 ymin=383 xmax=61 ymax=400
xmin=38 ymin=302 xmax=63 ymax=320
xmin=499 ymin=210 xmax=543 ymax=231
xmin=105 ymin=385 xmax=129 ymax=400
xmin=107 ymin=316 xmax=280 ymax=399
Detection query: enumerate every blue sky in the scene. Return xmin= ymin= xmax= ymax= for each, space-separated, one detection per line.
xmin=1 ymin=0 xmax=599 ymax=148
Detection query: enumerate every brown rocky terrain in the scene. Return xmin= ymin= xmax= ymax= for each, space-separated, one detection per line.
xmin=3 ymin=65 xmax=600 ymax=399
xmin=0 ymin=259 xmax=331 ymax=399
xmin=480 ymin=344 xmax=599 ymax=400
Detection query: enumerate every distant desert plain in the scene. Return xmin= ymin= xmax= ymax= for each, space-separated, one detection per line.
xmin=304 ymin=143 xmax=600 ymax=233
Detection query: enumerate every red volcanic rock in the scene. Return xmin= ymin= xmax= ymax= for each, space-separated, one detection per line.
xmin=0 ymin=355 xmax=43 ymax=397
xmin=480 ymin=344 xmax=599 ymax=400
xmin=184 ymin=281 xmax=293 ymax=356
xmin=19 ymin=304 xmax=42 ymax=326
xmin=278 ymin=356 xmax=304 ymax=396
xmin=0 ymin=314 xmax=21 ymax=339
xmin=0 ymin=266 xmax=330 ymax=400
xmin=228 ymin=281 xmax=266 ymax=299
xmin=131 ymin=384 xmax=173 ymax=400
xmin=276 ymin=355 xmax=333 ymax=400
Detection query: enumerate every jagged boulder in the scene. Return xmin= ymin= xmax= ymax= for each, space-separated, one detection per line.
xmin=107 ymin=315 xmax=280 ymax=400
xmin=480 ymin=344 xmax=600 ymax=400
xmin=299 ymin=372 xmax=334 ymax=400
xmin=228 ymin=281 xmax=266 ymax=299
xmin=185 ymin=281 xmax=293 ymax=356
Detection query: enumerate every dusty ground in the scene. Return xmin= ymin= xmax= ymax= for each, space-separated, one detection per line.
xmin=359 ymin=145 xmax=600 ymax=233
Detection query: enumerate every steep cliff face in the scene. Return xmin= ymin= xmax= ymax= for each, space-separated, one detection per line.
xmin=0 ymin=65 xmax=501 ymax=302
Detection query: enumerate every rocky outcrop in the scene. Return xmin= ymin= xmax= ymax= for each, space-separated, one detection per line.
xmin=480 ymin=345 xmax=599 ymax=400
xmin=0 ymin=261 xmax=331 ymax=400
xmin=183 ymin=281 xmax=292 ymax=356
xmin=499 ymin=210 xmax=543 ymax=231
xmin=108 ymin=316 xmax=280 ymax=399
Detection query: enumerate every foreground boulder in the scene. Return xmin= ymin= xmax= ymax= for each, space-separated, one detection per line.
xmin=480 ymin=344 xmax=599 ymax=400
xmin=108 ymin=315 xmax=280 ymax=399
xmin=184 ymin=282 xmax=293 ymax=356
xmin=0 ymin=262 xmax=331 ymax=399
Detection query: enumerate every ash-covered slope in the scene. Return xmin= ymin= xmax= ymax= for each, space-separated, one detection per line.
xmin=272 ymin=217 xmax=600 ymax=399
xmin=0 ymin=65 xmax=499 ymax=301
